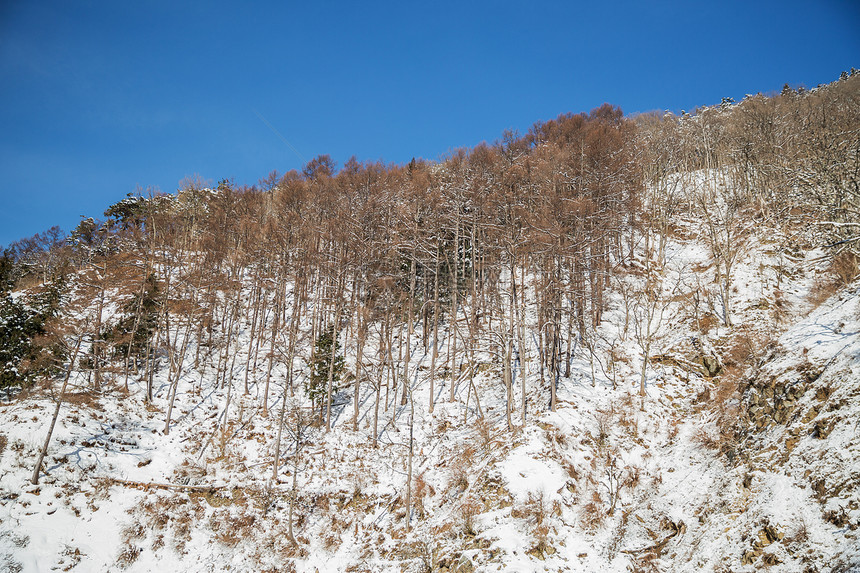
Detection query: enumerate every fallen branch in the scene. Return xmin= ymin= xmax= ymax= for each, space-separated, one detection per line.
xmin=106 ymin=477 xmax=226 ymax=492
xmin=621 ymin=521 xmax=686 ymax=555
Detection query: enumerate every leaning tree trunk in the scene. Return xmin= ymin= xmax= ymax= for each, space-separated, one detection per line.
xmin=32 ymin=336 xmax=83 ymax=485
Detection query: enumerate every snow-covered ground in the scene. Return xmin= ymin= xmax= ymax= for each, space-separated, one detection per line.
xmin=1 ymin=187 xmax=858 ymax=572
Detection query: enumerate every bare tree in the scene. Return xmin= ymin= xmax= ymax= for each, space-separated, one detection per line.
xmin=31 ymin=330 xmax=84 ymax=485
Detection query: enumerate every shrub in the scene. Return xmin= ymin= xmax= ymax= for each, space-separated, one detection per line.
xmin=580 ymin=492 xmax=607 ymax=531
xmin=458 ymin=496 xmax=482 ymax=537
xmin=809 ymin=251 xmax=859 ymax=306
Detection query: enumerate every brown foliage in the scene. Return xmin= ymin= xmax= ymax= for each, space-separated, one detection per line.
xmin=810 ymin=251 xmax=860 ymax=306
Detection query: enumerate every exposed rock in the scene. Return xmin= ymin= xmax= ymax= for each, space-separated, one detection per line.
xmin=743 ymin=375 xmax=806 ymax=430
xmin=742 ymin=549 xmax=760 ymax=565
xmin=801 ymin=405 xmax=819 ymax=423
xmin=702 ymin=355 xmax=722 ymax=377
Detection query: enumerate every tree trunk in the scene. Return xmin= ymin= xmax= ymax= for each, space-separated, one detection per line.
xmin=353 ymin=308 xmax=366 ymax=432
xmin=429 ymin=249 xmax=440 ymax=413
xmin=264 ymin=281 xmax=283 ymax=416
xmin=448 ymin=221 xmax=460 ymax=403
xmin=163 ymin=319 xmax=192 ymax=435
xmin=405 ymin=385 xmax=414 ymax=532
xmin=32 ymin=336 xmax=83 ymax=485
xmin=325 ymin=301 xmax=342 ymax=432
xmin=92 ymin=272 xmax=105 ymax=391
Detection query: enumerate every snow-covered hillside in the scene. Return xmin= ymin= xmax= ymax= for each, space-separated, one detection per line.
xmin=1 ymin=183 xmax=858 ymax=573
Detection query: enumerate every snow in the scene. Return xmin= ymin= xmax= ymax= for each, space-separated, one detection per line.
xmin=0 ymin=170 xmax=858 ymax=572
xmin=497 ymin=430 xmax=568 ymax=506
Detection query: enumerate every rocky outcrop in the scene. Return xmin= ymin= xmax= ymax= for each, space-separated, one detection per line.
xmin=742 ymin=359 xmax=822 ymax=430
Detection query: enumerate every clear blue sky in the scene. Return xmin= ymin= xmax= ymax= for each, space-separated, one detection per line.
xmin=1 ymin=0 xmax=858 ymax=247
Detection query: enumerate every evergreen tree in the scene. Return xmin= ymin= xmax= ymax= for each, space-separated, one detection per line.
xmin=0 ymin=275 xmax=65 ymax=389
xmin=0 ymin=249 xmax=16 ymax=293
xmin=107 ymin=273 xmax=160 ymax=364
xmin=307 ymin=325 xmax=344 ymax=417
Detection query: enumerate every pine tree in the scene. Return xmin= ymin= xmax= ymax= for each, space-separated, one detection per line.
xmin=307 ymin=325 xmax=344 ymax=417
xmin=108 ymin=273 xmax=160 ymax=363
xmin=0 ymin=275 xmax=65 ymax=389
xmin=0 ymin=249 xmax=16 ymax=293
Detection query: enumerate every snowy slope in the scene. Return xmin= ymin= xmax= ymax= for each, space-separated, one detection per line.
xmin=1 ymin=201 xmax=858 ymax=572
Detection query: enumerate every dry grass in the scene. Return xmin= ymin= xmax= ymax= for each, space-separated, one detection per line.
xmin=723 ymin=330 xmax=774 ymax=371
xmin=783 ymin=516 xmax=809 ymax=546
xmin=628 ymin=551 xmax=661 ymax=573
xmin=770 ymin=289 xmax=791 ymax=326
xmin=562 ymin=459 xmax=579 ymax=481
xmin=115 ymin=545 xmax=141 ymax=568
xmin=473 ymin=417 xmax=494 ymax=452
xmin=514 ymin=490 xmax=563 ymax=554
xmin=314 ymin=492 xmax=331 ymax=512
xmin=616 ymin=408 xmax=640 ymax=440
xmin=695 ymin=330 xmax=776 ymax=458
xmin=528 ymin=523 xmax=552 ymax=558
xmin=691 ymin=423 xmax=721 ymax=451
xmin=413 ymin=472 xmax=435 ymax=519
xmin=120 ymin=522 xmax=146 ymax=543
xmin=435 ymin=418 xmax=452 ymax=435
xmin=592 ymin=409 xmax=613 ymax=452
xmin=832 ymin=251 xmax=860 ymax=286
xmin=211 ymin=511 xmax=257 ymax=547
xmin=580 ymin=492 xmax=607 ymax=531
xmin=697 ymin=312 xmax=720 ymax=334
xmin=63 ymin=392 xmax=100 ymax=407
xmin=322 ymin=521 xmax=344 ymax=550
xmin=512 ymin=490 xmax=549 ymax=525
xmin=448 ymin=445 xmax=475 ymax=494
xmin=809 ymin=251 xmax=859 ymax=306
xmin=667 ymin=416 xmax=681 ymax=443
xmin=693 ymin=369 xmax=743 ymax=457
xmin=458 ymin=496 xmax=482 ymax=537
xmin=543 ymin=422 xmax=570 ymax=449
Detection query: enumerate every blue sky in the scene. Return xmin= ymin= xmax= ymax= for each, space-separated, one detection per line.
xmin=1 ymin=0 xmax=858 ymax=247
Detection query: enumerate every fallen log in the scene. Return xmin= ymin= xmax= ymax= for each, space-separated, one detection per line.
xmin=106 ymin=477 xmax=226 ymax=492
xmin=621 ymin=520 xmax=686 ymax=555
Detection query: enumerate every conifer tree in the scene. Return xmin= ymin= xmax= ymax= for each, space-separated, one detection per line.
xmin=109 ymin=273 xmax=160 ymax=363
xmin=307 ymin=325 xmax=344 ymax=419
